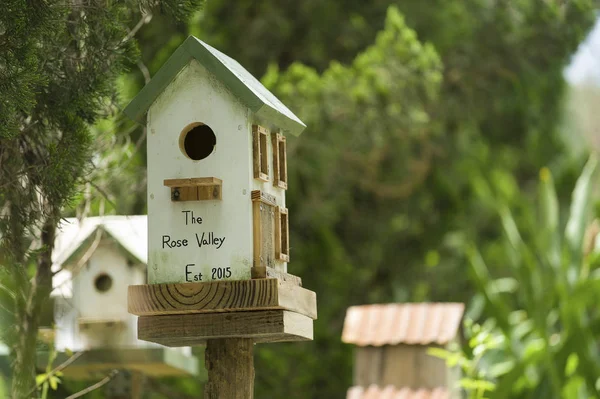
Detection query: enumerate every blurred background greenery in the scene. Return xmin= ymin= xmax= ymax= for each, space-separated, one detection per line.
xmin=2 ymin=0 xmax=600 ymax=398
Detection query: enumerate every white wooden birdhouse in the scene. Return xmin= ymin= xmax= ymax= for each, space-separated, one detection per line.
xmin=342 ymin=303 xmax=465 ymax=398
xmin=124 ymin=36 xmax=305 ymax=286
xmin=49 ymin=216 xmax=198 ymax=378
xmin=124 ymin=37 xmax=316 ymax=347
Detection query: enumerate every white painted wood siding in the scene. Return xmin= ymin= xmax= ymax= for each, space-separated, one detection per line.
xmin=147 ymin=60 xmax=254 ymax=284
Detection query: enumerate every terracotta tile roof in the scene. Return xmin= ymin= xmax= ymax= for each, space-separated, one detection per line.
xmin=342 ymin=303 xmax=464 ymax=346
xmin=347 ymin=385 xmax=449 ymax=399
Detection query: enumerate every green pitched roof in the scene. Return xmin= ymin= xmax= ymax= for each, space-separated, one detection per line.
xmin=124 ymin=36 xmax=306 ymax=136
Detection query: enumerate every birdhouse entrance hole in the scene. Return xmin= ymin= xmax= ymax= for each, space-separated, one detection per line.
xmin=94 ymin=273 xmax=113 ymax=293
xmin=180 ymin=123 xmax=216 ymax=161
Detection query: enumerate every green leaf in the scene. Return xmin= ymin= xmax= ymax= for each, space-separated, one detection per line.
xmin=538 ymin=167 xmax=561 ymax=269
xmin=35 ymin=374 xmax=46 ymax=386
xmin=522 ymin=338 xmax=545 ymax=361
xmin=427 ymin=347 xmax=452 ymax=360
xmin=561 ymin=375 xmax=586 ymax=399
xmin=539 ymin=167 xmax=559 ymax=233
xmin=489 ymin=360 xmax=515 ymax=378
xmin=467 ymin=247 xmax=511 ymax=332
xmin=566 ymin=353 xmax=579 ymax=377
xmin=565 ymin=156 xmax=598 ymax=267
xmin=487 ymin=278 xmax=518 ymax=294
xmin=459 ymin=378 xmax=496 ymax=392
xmin=49 ymin=376 xmax=60 ymax=390
xmin=499 ymin=205 xmax=524 ymax=253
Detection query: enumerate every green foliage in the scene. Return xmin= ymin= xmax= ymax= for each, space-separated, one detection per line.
xmin=252 ymin=10 xmax=441 ymax=397
xmin=445 ymin=158 xmax=600 ymax=398
xmin=198 ymin=0 xmax=392 ymax=76
xmin=0 ymin=1 xmax=202 ymax=397
xmin=94 ymin=1 xmax=595 ymax=397
xmin=239 ymin=3 xmax=595 ymax=396
xmin=430 ymin=318 xmax=514 ymax=398
xmin=1 ymin=0 xmax=594 ymax=397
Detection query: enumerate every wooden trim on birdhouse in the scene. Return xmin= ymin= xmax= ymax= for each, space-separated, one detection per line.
xmin=252 ymin=125 xmax=269 ymax=182
xmin=250 ymin=190 xmax=276 ymax=206
xmin=251 ymin=190 xmax=276 ymax=277
xmin=163 ymin=177 xmax=222 ymax=201
xmin=275 ymin=207 xmax=290 ymax=262
xmin=272 ymin=133 xmax=288 ymax=190
xmin=251 ymin=266 xmax=302 ymax=286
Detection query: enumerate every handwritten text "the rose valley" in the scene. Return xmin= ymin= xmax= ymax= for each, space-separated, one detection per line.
xmin=161 ymin=232 xmax=226 ymax=249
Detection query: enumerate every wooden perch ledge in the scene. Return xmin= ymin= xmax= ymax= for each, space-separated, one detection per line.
xmin=164 ymin=177 xmax=222 ymax=201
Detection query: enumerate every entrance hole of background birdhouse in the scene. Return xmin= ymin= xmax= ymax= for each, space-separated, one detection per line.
xmin=94 ymin=273 xmax=113 ymax=293
xmin=179 ymin=123 xmax=216 ymax=161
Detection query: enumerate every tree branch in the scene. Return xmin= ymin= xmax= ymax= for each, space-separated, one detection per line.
xmin=87 ymin=180 xmax=118 ymax=209
xmin=137 ymin=60 xmax=151 ymax=84
xmin=27 ymin=351 xmax=85 ymax=397
xmin=122 ymin=13 xmax=153 ymax=44
xmin=65 ymin=369 xmax=119 ymax=399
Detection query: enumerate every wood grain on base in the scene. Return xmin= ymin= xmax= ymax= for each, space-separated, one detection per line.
xmin=138 ymin=309 xmax=313 ymax=347
xmin=128 ymin=278 xmax=316 ymax=319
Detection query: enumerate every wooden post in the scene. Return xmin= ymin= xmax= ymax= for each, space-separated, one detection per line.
xmin=204 ymin=339 xmax=254 ymax=399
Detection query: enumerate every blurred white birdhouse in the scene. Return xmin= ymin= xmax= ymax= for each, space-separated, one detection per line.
xmin=48 ymin=216 xmax=197 ymax=379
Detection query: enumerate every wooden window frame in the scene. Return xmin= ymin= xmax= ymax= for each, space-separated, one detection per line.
xmin=252 ymin=125 xmax=269 ymax=182
xmin=272 ymin=133 xmax=288 ymax=190
xmin=251 ymin=190 xmax=277 ymax=272
xmin=275 ymin=206 xmax=290 ymax=262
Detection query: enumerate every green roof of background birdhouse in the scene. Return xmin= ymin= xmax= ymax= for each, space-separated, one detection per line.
xmin=124 ymin=36 xmax=306 ymax=136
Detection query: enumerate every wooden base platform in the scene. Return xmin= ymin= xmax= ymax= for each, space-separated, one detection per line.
xmin=128 ymin=278 xmax=317 ymax=346
xmin=36 ymin=347 xmax=199 ymax=380
xmin=139 ymin=309 xmax=312 ymax=347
